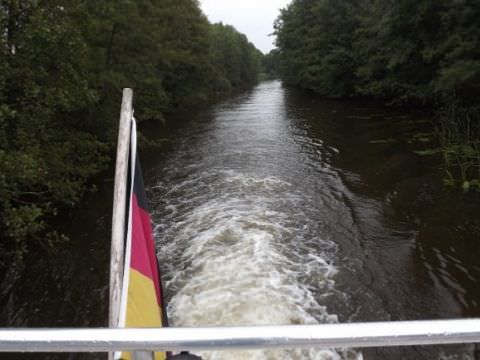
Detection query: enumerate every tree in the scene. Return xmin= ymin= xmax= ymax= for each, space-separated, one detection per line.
xmin=0 ymin=0 xmax=263 ymax=258
xmin=274 ymin=0 xmax=480 ymax=187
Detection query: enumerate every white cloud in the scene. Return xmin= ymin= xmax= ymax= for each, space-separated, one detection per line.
xmin=199 ymin=0 xmax=292 ymax=53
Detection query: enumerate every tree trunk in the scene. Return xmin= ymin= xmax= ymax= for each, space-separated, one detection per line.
xmin=106 ymin=23 xmax=117 ymax=66
xmin=6 ymin=0 xmax=17 ymax=54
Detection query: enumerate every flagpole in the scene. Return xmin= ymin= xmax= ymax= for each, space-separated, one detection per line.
xmin=109 ymin=88 xmax=134 ymax=359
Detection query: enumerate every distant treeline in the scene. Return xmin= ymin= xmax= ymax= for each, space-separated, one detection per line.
xmin=0 ymin=0 xmax=262 ymax=257
xmin=272 ymin=0 xmax=479 ymax=189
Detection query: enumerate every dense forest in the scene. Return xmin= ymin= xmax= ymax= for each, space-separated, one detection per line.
xmin=273 ymin=0 xmax=479 ymax=190
xmin=0 ymin=0 xmax=262 ymax=259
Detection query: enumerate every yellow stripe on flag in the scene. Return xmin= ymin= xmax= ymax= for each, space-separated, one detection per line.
xmin=121 ymin=269 xmax=166 ymax=360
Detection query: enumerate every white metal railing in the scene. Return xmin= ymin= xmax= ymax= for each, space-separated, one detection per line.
xmin=1 ymin=319 xmax=480 ymax=353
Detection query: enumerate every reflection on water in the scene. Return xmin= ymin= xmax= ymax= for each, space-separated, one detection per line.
xmin=146 ymin=81 xmax=480 ymax=359
xmin=1 ymin=80 xmax=480 ymax=360
xmin=149 ymin=84 xmax=360 ymax=359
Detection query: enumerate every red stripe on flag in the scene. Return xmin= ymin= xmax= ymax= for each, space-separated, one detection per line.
xmin=130 ymin=193 xmax=162 ymax=305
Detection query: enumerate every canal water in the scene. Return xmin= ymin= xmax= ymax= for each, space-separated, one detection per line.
xmin=2 ymin=80 xmax=480 ymax=359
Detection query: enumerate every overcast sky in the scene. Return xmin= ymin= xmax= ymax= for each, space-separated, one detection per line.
xmin=199 ymin=0 xmax=292 ymax=54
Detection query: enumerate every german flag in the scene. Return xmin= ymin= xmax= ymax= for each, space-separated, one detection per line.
xmin=116 ymin=118 xmax=167 ymax=360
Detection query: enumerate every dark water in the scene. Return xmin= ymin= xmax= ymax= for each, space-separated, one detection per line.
xmin=2 ymin=80 xmax=480 ymax=359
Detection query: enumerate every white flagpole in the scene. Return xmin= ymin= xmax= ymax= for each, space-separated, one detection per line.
xmin=109 ymin=88 xmax=133 ymax=360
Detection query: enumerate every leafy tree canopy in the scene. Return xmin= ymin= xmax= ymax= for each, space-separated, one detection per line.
xmin=0 ymin=0 xmax=263 ymax=258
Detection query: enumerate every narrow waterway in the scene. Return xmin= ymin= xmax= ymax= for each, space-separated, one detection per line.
xmin=2 ymin=80 xmax=480 ymax=360
xmin=146 ymin=80 xmax=480 ymax=360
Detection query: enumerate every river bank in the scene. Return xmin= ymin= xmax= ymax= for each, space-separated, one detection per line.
xmin=1 ymin=81 xmax=479 ymax=360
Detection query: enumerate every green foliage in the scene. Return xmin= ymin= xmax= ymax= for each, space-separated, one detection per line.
xmin=274 ymin=0 xmax=480 ymax=189
xmin=0 ymin=0 xmax=262 ymax=257
xmin=210 ymin=23 xmax=263 ymax=94
xmin=262 ymin=49 xmax=281 ymax=78
xmin=275 ymin=0 xmax=362 ymax=98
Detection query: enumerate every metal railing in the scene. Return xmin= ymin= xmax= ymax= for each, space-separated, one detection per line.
xmin=1 ymin=319 xmax=480 ymax=353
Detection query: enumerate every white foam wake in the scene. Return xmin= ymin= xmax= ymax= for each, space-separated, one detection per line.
xmin=154 ymin=171 xmax=361 ymax=360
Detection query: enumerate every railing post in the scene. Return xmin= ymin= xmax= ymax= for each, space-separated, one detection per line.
xmin=109 ymin=88 xmax=133 ymax=360
xmin=133 ymin=351 xmax=154 ymax=360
